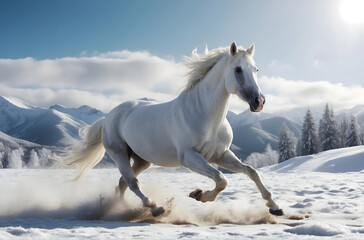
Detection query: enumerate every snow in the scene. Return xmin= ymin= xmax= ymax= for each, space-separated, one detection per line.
xmin=284 ymin=223 xmax=347 ymax=236
xmin=265 ymin=145 xmax=364 ymax=173
xmin=1 ymin=146 xmax=364 ymax=239
xmin=50 ymin=104 xmax=106 ymax=125
xmin=1 ymin=96 xmax=37 ymax=110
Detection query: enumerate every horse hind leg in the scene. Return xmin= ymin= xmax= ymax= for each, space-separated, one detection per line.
xmin=115 ymin=150 xmax=152 ymax=199
xmin=107 ymin=147 xmax=164 ymax=217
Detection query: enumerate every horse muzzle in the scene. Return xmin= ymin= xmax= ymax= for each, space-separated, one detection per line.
xmin=249 ymin=96 xmax=265 ymax=112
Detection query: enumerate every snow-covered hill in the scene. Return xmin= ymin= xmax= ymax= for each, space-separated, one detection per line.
xmin=265 ymin=145 xmax=364 ymax=173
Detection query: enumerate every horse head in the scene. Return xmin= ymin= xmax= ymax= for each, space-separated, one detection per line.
xmin=224 ymin=42 xmax=265 ymax=112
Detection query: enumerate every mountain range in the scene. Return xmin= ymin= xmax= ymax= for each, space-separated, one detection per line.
xmin=1 ymin=96 xmax=364 ymax=163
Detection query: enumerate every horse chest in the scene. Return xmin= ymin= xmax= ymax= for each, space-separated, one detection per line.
xmin=192 ymin=122 xmax=232 ymax=161
xmin=197 ymin=138 xmax=227 ymax=161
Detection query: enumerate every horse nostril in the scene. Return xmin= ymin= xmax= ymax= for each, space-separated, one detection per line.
xmin=255 ymin=97 xmax=259 ymax=105
xmin=263 ymin=99 xmax=266 ymax=105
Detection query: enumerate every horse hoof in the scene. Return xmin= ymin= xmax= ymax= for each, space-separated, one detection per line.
xmin=269 ymin=208 xmax=284 ymax=216
xmin=189 ymin=189 xmax=203 ymax=201
xmin=151 ymin=206 xmax=165 ymax=217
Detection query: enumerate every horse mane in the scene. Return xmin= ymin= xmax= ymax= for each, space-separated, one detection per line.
xmin=183 ymin=45 xmax=245 ymax=91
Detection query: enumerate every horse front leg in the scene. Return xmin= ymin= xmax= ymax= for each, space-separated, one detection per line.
xmin=180 ymin=149 xmax=227 ymax=202
xmin=216 ymin=150 xmax=283 ymax=216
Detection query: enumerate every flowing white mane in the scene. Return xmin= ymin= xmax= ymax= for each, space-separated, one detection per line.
xmin=183 ymin=45 xmax=245 ymax=91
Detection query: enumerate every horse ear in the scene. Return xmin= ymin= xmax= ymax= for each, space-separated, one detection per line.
xmin=230 ymin=41 xmax=237 ymax=56
xmin=246 ymin=43 xmax=255 ymax=56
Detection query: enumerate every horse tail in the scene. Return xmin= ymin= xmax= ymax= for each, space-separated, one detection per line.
xmin=65 ymin=117 xmax=105 ymax=180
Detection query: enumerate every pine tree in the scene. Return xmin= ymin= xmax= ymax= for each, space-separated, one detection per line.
xmin=8 ymin=149 xmax=24 ymax=169
xmin=246 ymin=144 xmax=278 ymax=168
xmin=278 ymin=123 xmax=296 ymax=163
xmin=318 ymin=104 xmax=341 ymax=151
xmin=28 ymin=149 xmax=40 ymax=168
xmin=0 ymin=143 xmax=4 ymax=168
xmin=296 ymin=138 xmax=302 ymax=156
xmin=38 ymin=148 xmax=52 ymax=167
xmin=339 ymin=115 xmax=348 ymax=148
xmin=0 ymin=152 xmax=3 ymax=168
xmin=300 ymin=109 xmax=319 ymax=155
xmin=346 ymin=115 xmax=362 ymax=147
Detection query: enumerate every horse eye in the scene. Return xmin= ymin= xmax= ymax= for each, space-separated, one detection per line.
xmin=256 ymin=68 xmax=259 ymax=72
xmin=235 ymin=67 xmax=243 ymax=73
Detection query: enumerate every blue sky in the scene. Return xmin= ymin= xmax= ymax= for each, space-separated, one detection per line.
xmin=1 ymin=0 xmax=364 ymax=112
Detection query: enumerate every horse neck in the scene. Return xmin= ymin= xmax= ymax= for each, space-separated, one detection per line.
xmin=183 ymin=57 xmax=231 ymax=126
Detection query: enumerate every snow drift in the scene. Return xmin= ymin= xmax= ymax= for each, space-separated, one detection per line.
xmin=265 ymin=145 xmax=364 ymax=173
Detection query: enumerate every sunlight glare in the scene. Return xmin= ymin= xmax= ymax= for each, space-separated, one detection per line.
xmin=339 ymin=0 xmax=364 ymax=24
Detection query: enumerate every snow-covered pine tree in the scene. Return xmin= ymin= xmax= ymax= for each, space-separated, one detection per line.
xmin=28 ymin=149 xmax=40 ymax=168
xmin=340 ymin=115 xmax=348 ymax=148
xmin=346 ymin=115 xmax=362 ymax=147
xmin=0 ymin=143 xmax=4 ymax=168
xmin=278 ymin=123 xmax=296 ymax=163
xmin=300 ymin=108 xmax=319 ymax=155
xmin=264 ymin=144 xmax=279 ymax=166
xmin=0 ymin=152 xmax=3 ymax=168
xmin=318 ymin=104 xmax=341 ymax=151
xmin=246 ymin=144 xmax=279 ymax=168
xmin=38 ymin=148 xmax=52 ymax=167
xmin=296 ymin=138 xmax=302 ymax=156
xmin=8 ymin=148 xmax=24 ymax=169
xmin=329 ymin=108 xmax=341 ymax=148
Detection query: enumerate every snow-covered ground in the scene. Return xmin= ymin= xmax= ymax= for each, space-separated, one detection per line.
xmin=0 ymin=147 xmax=364 ymax=239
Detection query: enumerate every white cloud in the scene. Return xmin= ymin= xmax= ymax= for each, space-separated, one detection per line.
xmin=259 ymin=76 xmax=364 ymax=113
xmin=0 ymin=51 xmax=363 ymax=114
xmin=0 ymin=51 xmax=186 ymax=112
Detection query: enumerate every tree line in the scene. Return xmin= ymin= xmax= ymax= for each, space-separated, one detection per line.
xmin=0 ymin=143 xmax=55 ymax=169
xmin=278 ymin=104 xmax=363 ymax=163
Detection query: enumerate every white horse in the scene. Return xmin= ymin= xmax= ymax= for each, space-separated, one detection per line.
xmin=66 ymin=42 xmax=283 ymax=217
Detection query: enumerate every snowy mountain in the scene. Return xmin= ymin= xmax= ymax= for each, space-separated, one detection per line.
xmin=337 ymin=105 xmax=364 ymax=130
xmin=0 ymin=96 xmax=106 ymax=147
xmin=231 ymin=117 xmax=301 ymax=160
xmin=0 ymin=131 xmax=40 ymax=149
xmin=227 ymin=109 xmax=275 ymax=128
xmin=0 ymin=96 xmax=40 ymax=132
xmin=0 ymin=97 xmax=83 ymax=147
xmin=7 ymin=109 xmax=82 ymax=147
xmin=50 ymin=104 xmax=106 ymax=125
xmin=273 ymin=106 xmax=324 ymax=124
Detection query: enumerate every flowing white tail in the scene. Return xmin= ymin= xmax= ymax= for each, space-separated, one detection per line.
xmin=65 ymin=118 xmax=105 ymax=180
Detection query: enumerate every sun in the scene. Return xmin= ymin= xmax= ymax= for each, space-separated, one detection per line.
xmin=339 ymin=0 xmax=364 ymax=24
